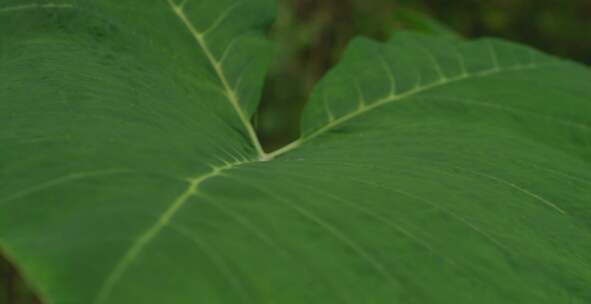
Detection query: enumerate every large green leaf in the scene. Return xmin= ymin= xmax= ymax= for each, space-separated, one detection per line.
xmin=1 ymin=1 xmax=591 ymax=304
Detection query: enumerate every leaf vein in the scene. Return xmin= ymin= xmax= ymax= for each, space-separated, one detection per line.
xmin=91 ymin=160 xmax=252 ymax=304
xmin=166 ymin=0 xmax=266 ymax=159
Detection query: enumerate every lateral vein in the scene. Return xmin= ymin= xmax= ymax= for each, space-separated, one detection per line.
xmin=0 ymin=3 xmax=73 ymax=13
xmin=92 ymin=160 xmax=250 ymax=304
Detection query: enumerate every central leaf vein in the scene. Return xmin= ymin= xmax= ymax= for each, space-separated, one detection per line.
xmin=166 ymin=0 xmax=267 ymax=160
xmin=267 ymin=62 xmax=559 ymax=159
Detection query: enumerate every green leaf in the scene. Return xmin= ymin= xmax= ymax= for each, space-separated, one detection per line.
xmin=1 ymin=2 xmax=591 ymax=304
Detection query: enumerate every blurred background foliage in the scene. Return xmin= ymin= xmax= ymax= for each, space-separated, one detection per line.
xmin=2 ymin=0 xmax=590 ymax=303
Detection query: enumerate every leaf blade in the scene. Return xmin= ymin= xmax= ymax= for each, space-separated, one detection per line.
xmin=1 ymin=4 xmax=591 ymax=304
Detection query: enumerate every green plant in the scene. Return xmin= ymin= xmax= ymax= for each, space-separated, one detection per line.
xmin=1 ymin=1 xmax=590 ymax=304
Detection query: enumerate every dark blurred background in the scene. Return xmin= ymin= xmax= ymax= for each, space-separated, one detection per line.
xmin=2 ymin=0 xmax=590 ymax=303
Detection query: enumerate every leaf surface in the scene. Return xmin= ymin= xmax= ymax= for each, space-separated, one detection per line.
xmin=1 ymin=1 xmax=591 ymax=304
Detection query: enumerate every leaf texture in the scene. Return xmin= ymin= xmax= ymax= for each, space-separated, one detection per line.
xmin=1 ymin=1 xmax=591 ymax=304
